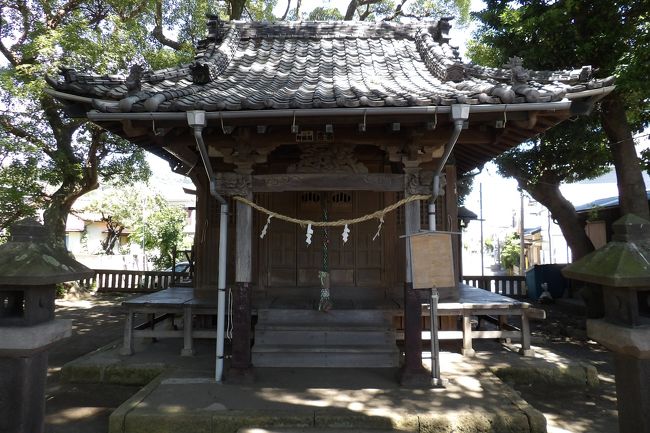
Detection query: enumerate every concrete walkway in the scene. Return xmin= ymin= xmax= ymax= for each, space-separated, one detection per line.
xmin=47 ymin=294 xmax=618 ymax=433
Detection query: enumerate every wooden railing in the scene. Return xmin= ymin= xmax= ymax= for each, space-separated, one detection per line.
xmin=77 ymin=269 xmax=527 ymax=296
xmin=77 ymin=269 xmax=182 ymax=293
xmin=462 ymin=275 xmax=527 ymax=297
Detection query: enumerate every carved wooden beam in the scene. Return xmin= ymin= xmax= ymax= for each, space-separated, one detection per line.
xmin=252 ymin=173 xmax=406 ymax=192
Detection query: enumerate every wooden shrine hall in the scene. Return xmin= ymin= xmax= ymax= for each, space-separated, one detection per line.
xmin=47 ymin=17 xmax=614 ymax=384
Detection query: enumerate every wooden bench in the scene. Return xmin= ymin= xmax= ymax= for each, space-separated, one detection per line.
xmin=120 ymin=287 xmax=219 ymax=357
xmin=433 ymin=284 xmax=545 ymax=357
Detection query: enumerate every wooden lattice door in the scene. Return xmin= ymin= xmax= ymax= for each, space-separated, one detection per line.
xmin=263 ymin=192 xmax=386 ymax=296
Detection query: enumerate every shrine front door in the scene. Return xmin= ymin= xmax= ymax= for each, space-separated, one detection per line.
xmin=260 ymin=191 xmax=390 ymax=301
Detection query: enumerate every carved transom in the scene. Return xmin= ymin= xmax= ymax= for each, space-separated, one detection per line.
xmin=287 ymin=144 xmax=368 ymax=174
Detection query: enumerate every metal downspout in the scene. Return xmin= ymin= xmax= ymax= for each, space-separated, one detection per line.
xmin=429 ymin=104 xmax=470 ymax=231
xmin=187 ymin=110 xmax=228 ymax=383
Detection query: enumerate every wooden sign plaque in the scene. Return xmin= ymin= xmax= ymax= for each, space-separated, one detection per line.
xmin=406 ymin=231 xmax=458 ymax=298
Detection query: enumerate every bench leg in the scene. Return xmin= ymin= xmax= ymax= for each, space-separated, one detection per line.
xmin=148 ymin=313 xmax=157 ymax=342
xmin=499 ymin=315 xmax=511 ymax=344
xmin=461 ymin=313 xmax=475 ymax=357
xmin=120 ymin=310 xmax=134 ymax=356
xmin=181 ymin=305 xmax=195 ymax=357
xmin=519 ymin=313 xmax=535 ymax=356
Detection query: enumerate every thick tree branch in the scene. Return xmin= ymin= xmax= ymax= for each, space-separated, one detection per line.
xmin=47 ymin=0 xmax=83 ymax=29
xmin=0 ymin=39 xmax=18 ymax=66
xmin=295 ymin=0 xmax=302 ymax=19
xmin=85 ymin=126 xmax=104 ymax=189
xmin=0 ymin=114 xmax=53 ymax=156
xmin=280 ymin=0 xmax=292 ymax=20
xmin=345 ymin=0 xmax=380 ymax=20
xmin=119 ymin=0 xmax=149 ymax=21
xmin=40 ymin=96 xmax=78 ymax=161
xmin=359 ymin=4 xmax=372 ymax=20
xmin=600 ymin=92 xmax=650 ymax=219
xmin=344 ymin=0 xmax=358 ymax=20
xmin=382 ymin=0 xmax=408 ymax=21
xmin=152 ymin=0 xmax=182 ymax=50
xmin=0 ymin=2 xmax=31 ymax=66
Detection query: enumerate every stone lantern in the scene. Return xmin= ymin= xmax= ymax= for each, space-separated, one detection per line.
xmin=0 ymin=218 xmax=94 ymax=433
xmin=562 ymin=214 xmax=650 ymax=433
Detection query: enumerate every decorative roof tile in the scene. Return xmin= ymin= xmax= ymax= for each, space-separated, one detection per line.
xmin=48 ymin=18 xmax=613 ymax=113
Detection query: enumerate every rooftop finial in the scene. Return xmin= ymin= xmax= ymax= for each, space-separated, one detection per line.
xmin=504 ymin=56 xmax=529 ymax=85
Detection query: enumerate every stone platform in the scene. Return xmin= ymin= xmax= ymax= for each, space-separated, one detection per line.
xmin=59 ymin=336 xmax=594 ymax=433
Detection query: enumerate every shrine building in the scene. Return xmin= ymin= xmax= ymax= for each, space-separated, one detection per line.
xmin=47 ymin=17 xmax=614 ymax=382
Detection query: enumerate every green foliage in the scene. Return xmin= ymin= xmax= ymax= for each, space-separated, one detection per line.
xmin=641 ymin=148 xmax=650 ymax=175
xmin=0 ymin=135 xmax=44 ymax=230
xmin=456 ymin=172 xmax=476 ymax=206
xmin=473 ymin=0 xmax=650 ymax=130
xmin=130 ymin=195 xmax=187 ymax=270
xmin=308 ymin=7 xmax=344 ymax=21
xmin=0 ymin=1 xmax=168 ymax=243
xmin=484 ymin=237 xmax=494 ymax=254
xmin=465 ymin=39 xmax=502 ymax=68
xmin=472 ymin=0 xmax=650 ymax=253
xmin=85 ymin=186 xmax=143 ymax=254
xmin=500 ymin=232 xmax=520 ymax=271
xmin=337 ymin=0 xmax=470 ymax=23
xmin=1 ymin=0 xmax=480 ymax=247
xmin=586 ymin=206 xmax=601 ymax=222
xmin=496 ymin=117 xmax=611 ymax=189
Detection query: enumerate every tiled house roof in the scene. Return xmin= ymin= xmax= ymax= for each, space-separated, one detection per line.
xmin=47 ymin=17 xmax=613 ymax=114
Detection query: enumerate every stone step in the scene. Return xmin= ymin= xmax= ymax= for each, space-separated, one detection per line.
xmin=252 ymin=344 xmax=399 ymax=368
xmin=255 ymin=327 xmax=395 ymax=346
xmin=257 ymin=309 xmax=392 ymax=326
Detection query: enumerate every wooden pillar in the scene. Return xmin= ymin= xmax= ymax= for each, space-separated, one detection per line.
xmin=190 ymin=172 xmax=219 ymax=298
xmin=230 ymin=184 xmax=254 ymax=382
xmin=400 ymin=165 xmax=430 ymax=387
xmin=444 ymin=165 xmax=461 ymax=281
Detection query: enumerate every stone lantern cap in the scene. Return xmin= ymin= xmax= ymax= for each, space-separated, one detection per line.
xmin=0 ymin=218 xmax=94 ymax=285
xmin=562 ymin=214 xmax=650 ymax=287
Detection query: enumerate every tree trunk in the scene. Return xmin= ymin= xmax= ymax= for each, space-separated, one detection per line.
xmin=230 ymin=0 xmax=246 ymax=19
xmin=525 ymin=180 xmax=595 ymax=261
xmin=600 ymin=92 xmax=649 ymax=219
xmin=344 ymin=0 xmax=358 ymax=20
xmin=43 ymin=198 xmax=74 ymax=253
xmin=43 ymin=178 xmax=99 ymax=253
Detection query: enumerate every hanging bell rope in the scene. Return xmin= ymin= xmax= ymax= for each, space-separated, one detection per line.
xmin=232 ymin=194 xmax=432 ymax=227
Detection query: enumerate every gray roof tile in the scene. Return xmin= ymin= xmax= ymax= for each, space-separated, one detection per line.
xmin=49 ymin=19 xmax=613 ymax=113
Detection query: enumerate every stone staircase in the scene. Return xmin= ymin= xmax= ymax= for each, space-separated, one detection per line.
xmin=252 ymin=308 xmax=399 ymax=368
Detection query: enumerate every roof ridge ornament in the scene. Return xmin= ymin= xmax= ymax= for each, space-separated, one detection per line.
xmin=125 ymin=64 xmax=144 ymax=94
xmin=504 ymin=56 xmax=529 ymax=85
xmin=433 ymin=16 xmax=454 ymax=45
xmin=415 ymin=24 xmax=465 ymax=82
xmin=191 ymin=21 xmax=240 ymax=85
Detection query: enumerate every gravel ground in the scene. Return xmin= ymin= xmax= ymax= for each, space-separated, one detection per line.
xmin=45 ymin=293 xmax=619 ymax=433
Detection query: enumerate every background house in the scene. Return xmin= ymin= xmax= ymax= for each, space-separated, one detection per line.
xmin=462 ymin=167 xmax=650 ymax=275
xmin=64 ymin=161 xmax=196 ymax=270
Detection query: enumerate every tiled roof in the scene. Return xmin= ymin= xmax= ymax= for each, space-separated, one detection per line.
xmin=47 ymin=17 xmax=614 ymax=113
xmin=575 ymin=191 xmax=650 ymax=213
